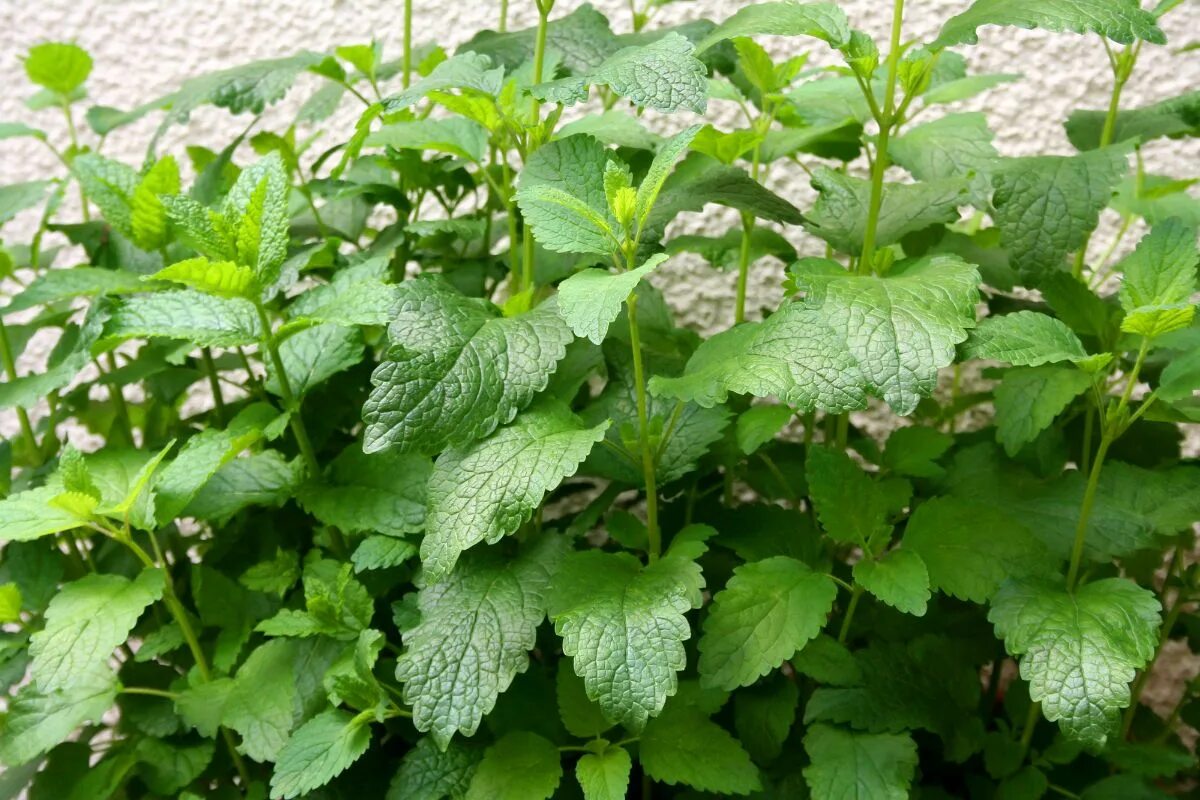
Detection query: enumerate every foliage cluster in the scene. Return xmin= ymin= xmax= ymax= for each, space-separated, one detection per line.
xmin=1 ymin=1 xmax=1199 ymax=798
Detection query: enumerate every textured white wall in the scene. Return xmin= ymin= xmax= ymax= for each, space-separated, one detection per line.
xmin=1 ymin=0 xmax=1198 ymax=330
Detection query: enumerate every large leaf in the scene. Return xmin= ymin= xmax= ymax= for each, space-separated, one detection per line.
xmin=297 ymin=446 xmax=429 ymax=537
xmin=993 ymin=366 xmax=1093 ymax=455
xmin=803 ymin=724 xmax=917 ymax=800
xmin=888 ymin=112 xmax=999 ymax=206
xmin=991 ymin=146 xmax=1131 ymax=280
xmin=641 ymin=704 xmax=762 ymax=795
xmin=362 ymin=278 xmax=572 ymax=455
xmin=1067 ymin=90 xmax=1200 ymax=151
xmin=933 ymin=0 xmax=1165 ymax=49
xmin=464 ymin=732 xmax=562 ymax=800
xmin=269 ymin=709 xmax=372 ymax=799
xmin=557 ymin=254 xmax=668 ymax=344
xmin=694 ymin=2 xmax=850 ymax=52
xmin=548 ymin=549 xmax=704 ymax=729
xmin=963 ymin=310 xmax=1100 ymax=367
xmin=989 ymin=578 xmax=1161 ymax=747
xmin=30 ymin=570 xmax=164 ymax=692
xmin=806 ymin=446 xmax=889 ymax=547
xmin=387 ymin=737 xmax=480 ymax=800
xmin=698 ymin=556 xmax=837 ymax=690
xmin=0 ymin=665 xmax=117 ymax=766
xmin=397 ymin=536 xmax=565 ymax=747
xmin=103 ymin=290 xmax=262 ymax=348
xmin=0 ymin=486 xmax=92 ymax=542
xmin=423 ymin=402 xmax=607 ymax=580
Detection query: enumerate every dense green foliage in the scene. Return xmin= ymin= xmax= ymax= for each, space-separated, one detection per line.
xmin=1 ymin=1 xmax=1199 ymax=797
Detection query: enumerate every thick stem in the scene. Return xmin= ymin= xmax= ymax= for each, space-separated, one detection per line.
xmin=858 ymin=0 xmax=904 ymax=273
xmin=499 ymin=0 xmax=509 ymax=31
xmin=734 ymin=214 xmax=753 ymax=324
xmin=533 ymin=1 xmax=552 ymax=85
xmin=0 ymin=316 xmax=40 ymax=461
xmin=200 ymin=347 xmax=228 ymax=424
xmin=626 ymin=292 xmax=661 ymax=562
xmin=402 ymin=0 xmax=413 ymax=88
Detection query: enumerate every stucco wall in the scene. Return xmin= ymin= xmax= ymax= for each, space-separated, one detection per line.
xmin=2 ymin=0 xmax=1198 ymax=327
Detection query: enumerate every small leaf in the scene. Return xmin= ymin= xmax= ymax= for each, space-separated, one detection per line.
xmin=994 ymin=366 xmax=1093 ymax=455
xmin=641 ymin=704 xmax=762 ymax=795
xmin=151 ymin=257 xmax=256 ymax=298
xmin=104 ymin=290 xmax=262 ymax=348
xmin=853 ymin=549 xmax=930 ymax=616
xmin=557 ymin=254 xmax=668 ymax=344
xmin=806 ymin=447 xmax=889 ymax=548
xmin=695 ymin=2 xmax=851 ymax=52
xmin=464 ymin=731 xmax=562 ymax=800
xmin=575 ymin=745 xmax=632 ymax=800
xmin=387 ymin=737 xmax=481 ymax=800
xmin=1117 ymin=218 xmax=1198 ymax=339
xmin=963 ymin=311 xmax=1101 ymax=367
xmin=24 ymin=42 xmax=92 ymax=95
xmin=269 ymin=709 xmax=372 ymax=799
xmin=803 ymin=724 xmax=918 ymax=800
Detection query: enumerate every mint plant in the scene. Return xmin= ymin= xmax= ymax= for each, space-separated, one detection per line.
xmin=1 ymin=1 xmax=1199 ymax=797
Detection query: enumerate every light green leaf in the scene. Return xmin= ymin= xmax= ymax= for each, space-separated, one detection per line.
xmin=388 ymin=736 xmax=481 ymax=800
xmin=698 ymin=556 xmax=837 ymax=690
xmin=963 ymin=311 xmax=1100 ymax=367
xmin=557 ymin=661 xmax=614 ymax=739
xmin=736 ymin=404 xmax=795 ymax=455
xmin=351 ymin=536 xmax=417 ymax=573
xmin=636 ymin=126 xmax=703 ymax=227
xmin=0 ymin=665 xmax=117 ymax=766
xmin=576 ymin=745 xmax=632 ymax=800
xmin=299 ymin=446 xmax=429 ymax=536
xmin=423 ymin=402 xmax=606 ymax=580
xmin=695 ymin=2 xmax=851 ymax=52
xmin=799 ymin=255 xmax=980 ymax=413
xmin=515 ymin=184 xmax=618 ymax=255
xmin=648 ymin=304 xmax=865 ymax=412
xmin=130 ymin=155 xmax=181 ymax=252
xmin=803 ymin=724 xmax=918 ymax=800
xmin=994 ymin=366 xmax=1093 ymax=455
xmin=515 ymin=135 xmax=617 ymax=256
xmin=923 ymin=73 xmax=1020 ymax=105
xmin=0 ymin=583 xmax=22 ymax=623
xmin=104 ymin=289 xmax=262 ymax=348
xmin=362 ymin=278 xmax=572 ymax=455
xmin=803 ymin=167 xmax=968 ymax=256
xmin=365 ymin=118 xmax=488 ymax=162
xmin=0 ymin=486 xmax=92 ymax=542
xmin=933 ymin=0 xmax=1165 ymax=49
xmin=224 ymin=151 xmax=290 ymax=287
xmin=1117 ymin=218 xmax=1198 ymax=339
xmin=991 ymin=145 xmax=1131 ymax=280
xmin=888 ymin=112 xmax=999 ymax=206
xmin=2 ymin=267 xmax=147 ymax=315
xmin=1067 ymin=90 xmax=1200 ymax=151
xmin=151 ymin=257 xmax=255 ymax=298
xmin=548 ymin=549 xmax=704 ymax=729
xmin=30 ymin=569 xmax=164 ymax=692
xmin=266 ymin=323 xmax=365 ymax=398
xmin=989 ymin=578 xmax=1161 ymax=747
xmin=903 ymin=497 xmax=1053 ymax=603
xmin=270 ymin=709 xmax=372 ymax=799
xmin=641 ymin=704 xmax=761 ymax=794
xmin=73 ymin=154 xmax=138 ymax=236
xmin=464 ymin=731 xmax=562 ymax=800
xmin=397 ymin=536 xmax=565 ymax=747
xmin=557 ymin=254 xmax=668 ymax=344
xmin=806 ymin=446 xmax=889 ymax=548
xmin=24 ymin=42 xmax=92 ymax=94
xmin=184 ymin=450 xmax=303 ymax=521
xmin=853 ymin=550 xmax=930 ymax=616
xmin=383 ymin=52 xmax=505 ymax=111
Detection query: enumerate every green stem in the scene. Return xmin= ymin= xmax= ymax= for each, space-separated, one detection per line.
xmin=858 ymin=0 xmax=904 ymax=273
xmin=402 ymin=0 xmax=413 ymax=88
xmin=103 ymin=352 xmax=135 ymax=442
xmin=734 ymin=213 xmax=753 ymax=324
xmin=60 ymin=101 xmax=90 ymax=221
xmin=121 ymin=686 xmax=180 ymax=700
xmin=200 ymin=347 xmax=228 ymax=425
xmin=1018 ymin=701 xmax=1041 ymax=761
xmin=533 ymin=0 xmax=552 ymax=85
xmin=626 ymin=291 xmax=660 ymax=562
xmin=1065 ymin=339 xmax=1149 ymax=590
xmin=499 ymin=0 xmax=509 ymax=31
xmin=837 ymin=584 xmax=863 ymax=644
xmin=0 ymin=316 xmax=40 ymax=461
xmin=254 ymin=305 xmax=321 ymax=479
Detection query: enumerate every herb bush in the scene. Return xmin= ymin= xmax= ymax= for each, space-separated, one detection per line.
xmin=1 ymin=0 xmax=1199 ymax=797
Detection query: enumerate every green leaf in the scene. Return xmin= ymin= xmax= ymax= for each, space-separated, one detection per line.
xmin=793 ymin=634 xmax=862 ymax=686
xmin=557 ymin=254 xmax=668 ymax=344
xmin=0 ymin=486 xmax=92 ymax=542
xmin=989 ymin=578 xmax=1161 ymax=747
xmin=575 ymin=745 xmax=631 ymax=800
xmin=648 ymin=304 xmax=864 ymax=412
xmin=184 ymin=450 xmax=303 ymax=521
xmin=365 ymin=118 xmax=488 ymax=162
xmin=1066 ymin=90 xmax=1200 ymax=151
xmin=224 ymin=151 xmax=290 ymax=286
xmin=0 ymin=665 xmax=117 ymax=766
xmin=388 ymin=736 xmax=481 ymax=800
xmin=423 ymin=402 xmax=606 ymax=580
xmin=383 ymin=52 xmax=505 ymax=112
xmin=151 ymin=257 xmax=255 ymax=298
xmin=888 ymin=112 xmax=999 ymax=206
xmin=270 ymin=709 xmax=372 ymax=799
xmin=555 ymin=110 xmax=662 ymax=150
xmin=2 ymin=267 xmax=147 ymax=315
xmin=73 ymin=155 xmax=138 ymax=237
xmin=0 ymin=583 xmax=22 ymax=623
xmin=802 ymin=724 xmax=918 ymax=800
xmin=641 ymin=704 xmax=762 ymax=795
xmin=299 ymin=446 xmax=429 ymax=537
xmin=994 ymin=366 xmax=1093 ymax=455
xmin=854 ymin=549 xmax=929 ymax=616
xmin=806 ymin=446 xmax=889 ymax=547
xmin=557 ymin=660 xmax=614 ymax=738
xmin=24 ymin=42 xmax=92 ymax=95
xmin=734 ymin=677 xmax=799 ymax=764
xmin=963 ymin=311 xmax=1102 ymax=367
xmin=30 ymin=569 xmax=164 ymax=692
xmin=695 ymin=2 xmax=851 ymax=52
xmin=736 ymin=404 xmax=795 ymax=455
xmin=698 ymin=556 xmax=837 ymax=690
xmin=647 ymin=154 xmax=804 ymax=231
xmin=104 ymin=289 xmax=262 ymax=348
xmin=362 ymin=278 xmax=572 ymax=455
xmin=396 ymin=536 xmax=565 ymax=747
xmin=1117 ymin=218 xmax=1198 ymax=339
xmin=933 ymin=0 xmax=1165 ymax=49
xmin=880 ymin=426 xmax=952 ymax=479
xmin=904 ymin=497 xmax=1053 ymax=603
xmin=130 ymin=155 xmax=181 ymax=252
xmin=800 ymin=255 xmax=981 ymax=413
xmin=515 ymin=135 xmax=617 ymax=257
xmin=459 ymin=5 xmax=618 ymax=75
xmin=923 ymin=72 xmax=1020 ymax=105
xmin=464 ymin=731 xmax=562 ymax=800
xmin=548 ymin=549 xmax=704 ymax=729
xmin=240 ymin=549 xmax=300 ymax=597
xmin=803 ymin=167 xmax=967 ymax=255
xmin=991 ymin=146 xmax=1131 ymax=280
xmin=266 ymin=323 xmax=365 ymax=398
xmin=351 ymin=536 xmax=417 ymax=573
